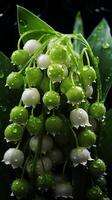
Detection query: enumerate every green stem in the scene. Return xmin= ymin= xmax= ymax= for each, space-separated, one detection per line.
xmin=62 ymin=158 xmax=68 ymax=177
xmin=67 ymin=38 xmax=78 ymax=69
xmin=81 ymin=48 xmax=90 ymax=66
xmin=40 ymin=157 xmax=46 ymax=172
xmin=31 ymin=107 xmax=34 ymax=116
xmin=32 ymin=132 xmax=43 ymax=177
xmin=21 ymin=158 xmax=29 ymax=179
xmin=17 ymin=29 xmax=59 ymax=50
xmin=18 ymin=98 xmax=22 ymax=106
xmin=19 ymin=57 xmax=33 ymax=73
xmin=85 ymin=50 xmax=90 ymax=66
xmin=88 ymin=50 xmax=102 ymax=101
xmin=70 ymin=71 xmax=75 ymax=85
xmin=25 ymin=68 xmax=31 ymax=88
xmin=70 ymin=127 xmax=78 ymax=147
xmin=16 ymin=140 xmax=21 ymax=149
xmin=49 ymin=80 xmax=52 ymax=91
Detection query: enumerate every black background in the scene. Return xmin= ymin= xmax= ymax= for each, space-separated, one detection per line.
xmin=0 ymin=0 xmax=112 ymax=55
xmin=0 ymin=0 xmax=112 ymax=199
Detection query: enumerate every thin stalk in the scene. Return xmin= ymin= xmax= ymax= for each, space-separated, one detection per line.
xmin=70 ymin=71 xmax=75 ymax=86
xmin=88 ymin=49 xmax=102 ymax=101
xmin=67 ymin=39 xmax=78 ymax=68
xmin=70 ymin=126 xmax=78 ymax=147
xmin=32 ymin=132 xmax=44 ymax=177
xmin=49 ymin=80 xmax=52 ymax=91
xmin=17 ymin=29 xmax=59 ymax=50
xmin=62 ymin=158 xmax=68 ymax=177
xmin=81 ymin=48 xmax=90 ymax=66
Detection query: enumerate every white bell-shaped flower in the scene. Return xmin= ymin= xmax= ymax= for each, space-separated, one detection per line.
xmin=2 ymin=148 xmax=24 ymax=169
xmin=70 ymin=147 xmax=92 ymax=167
xmin=29 ymin=135 xmax=53 ymax=154
xmin=22 ymin=88 xmax=40 ymax=107
xmin=70 ymin=108 xmax=91 ymax=129
xmin=23 ymin=39 xmax=41 ymax=56
xmin=85 ymin=85 xmax=93 ymax=98
xmin=55 ymin=182 xmax=73 ymax=199
xmin=37 ymin=54 xmax=51 ymax=70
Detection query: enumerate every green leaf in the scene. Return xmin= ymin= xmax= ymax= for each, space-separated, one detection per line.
xmin=73 ymin=12 xmax=84 ymax=53
xmin=0 ymin=52 xmax=12 ymax=132
xmin=0 ymin=52 xmax=21 ymax=135
xmin=88 ymin=19 xmax=112 ymax=101
xmin=98 ymin=109 xmax=112 ymax=163
xmin=17 ymin=5 xmax=55 ymax=43
xmin=0 ymin=52 xmax=18 ymax=200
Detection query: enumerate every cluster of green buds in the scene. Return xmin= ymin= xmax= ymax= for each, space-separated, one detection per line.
xmin=2 ymin=31 xmax=109 ymax=200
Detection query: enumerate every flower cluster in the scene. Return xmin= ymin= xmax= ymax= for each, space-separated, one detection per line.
xmin=2 ymin=30 xmax=108 ymax=200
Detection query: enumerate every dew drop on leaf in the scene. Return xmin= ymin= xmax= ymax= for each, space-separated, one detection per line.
xmin=98 ymin=23 xmax=104 ymax=30
xmin=19 ymin=19 xmax=27 ymax=28
xmin=0 ymin=13 xmax=3 ymax=17
xmin=0 ymin=70 xmax=4 ymax=78
xmin=105 ymin=76 xmax=110 ymax=82
xmin=2 ymin=106 xmax=7 ymax=112
xmin=102 ymin=42 xmax=110 ymax=49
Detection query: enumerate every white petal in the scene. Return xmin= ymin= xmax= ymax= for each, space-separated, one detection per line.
xmin=73 ymin=163 xmax=79 ymax=167
xmin=80 ymin=124 xmax=86 ymax=127
xmin=86 ymin=122 xmax=92 ymax=127
xmin=5 ymin=138 xmax=10 ymax=143
xmin=10 ymin=192 xmax=14 ymax=196
xmin=80 ymin=161 xmax=87 ymax=166
xmin=88 ymin=157 xmax=94 ymax=161
xmin=73 ymin=124 xmax=79 ymax=129
xmin=12 ymin=164 xmax=18 ymax=169
xmin=48 ymin=106 xmax=54 ymax=110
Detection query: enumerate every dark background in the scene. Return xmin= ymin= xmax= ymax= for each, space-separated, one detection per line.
xmin=0 ymin=0 xmax=112 ymax=109
xmin=1 ymin=0 xmax=112 ymax=55
xmin=0 ymin=0 xmax=112 ymax=199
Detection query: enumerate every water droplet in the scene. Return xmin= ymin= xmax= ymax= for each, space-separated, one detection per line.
xmin=2 ymin=106 xmax=7 ymax=112
xmin=105 ymin=76 xmax=110 ymax=82
xmin=13 ymin=129 xmax=17 ymax=133
xmin=95 ymin=8 xmax=100 ymax=12
xmin=98 ymin=24 xmax=104 ymax=30
xmin=24 ymin=24 xmax=28 ymax=29
xmin=102 ymin=42 xmax=110 ymax=49
xmin=92 ymin=33 xmax=97 ymax=39
xmin=0 ymin=13 xmax=3 ymax=17
xmin=19 ymin=19 xmax=27 ymax=29
xmin=0 ymin=70 xmax=4 ymax=78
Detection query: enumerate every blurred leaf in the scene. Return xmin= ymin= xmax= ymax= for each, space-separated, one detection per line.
xmin=88 ymin=19 xmax=112 ymax=101
xmin=0 ymin=52 xmax=12 ymax=134
xmin=17 ymin=5 xmax=55 ymax=43
xmin=73 ymin=12 xmax=84 ymax=53
xmin=0 ymin=52 xmax=22 ymax=135
xmin=0 ymin=52 xmax=18 ymax=200
xmin=99 ymin=109 xmax=112 ymax=163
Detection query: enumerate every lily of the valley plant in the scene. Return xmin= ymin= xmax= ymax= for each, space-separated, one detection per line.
xmin=1 ymin=5 xmax=112 ymax=200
